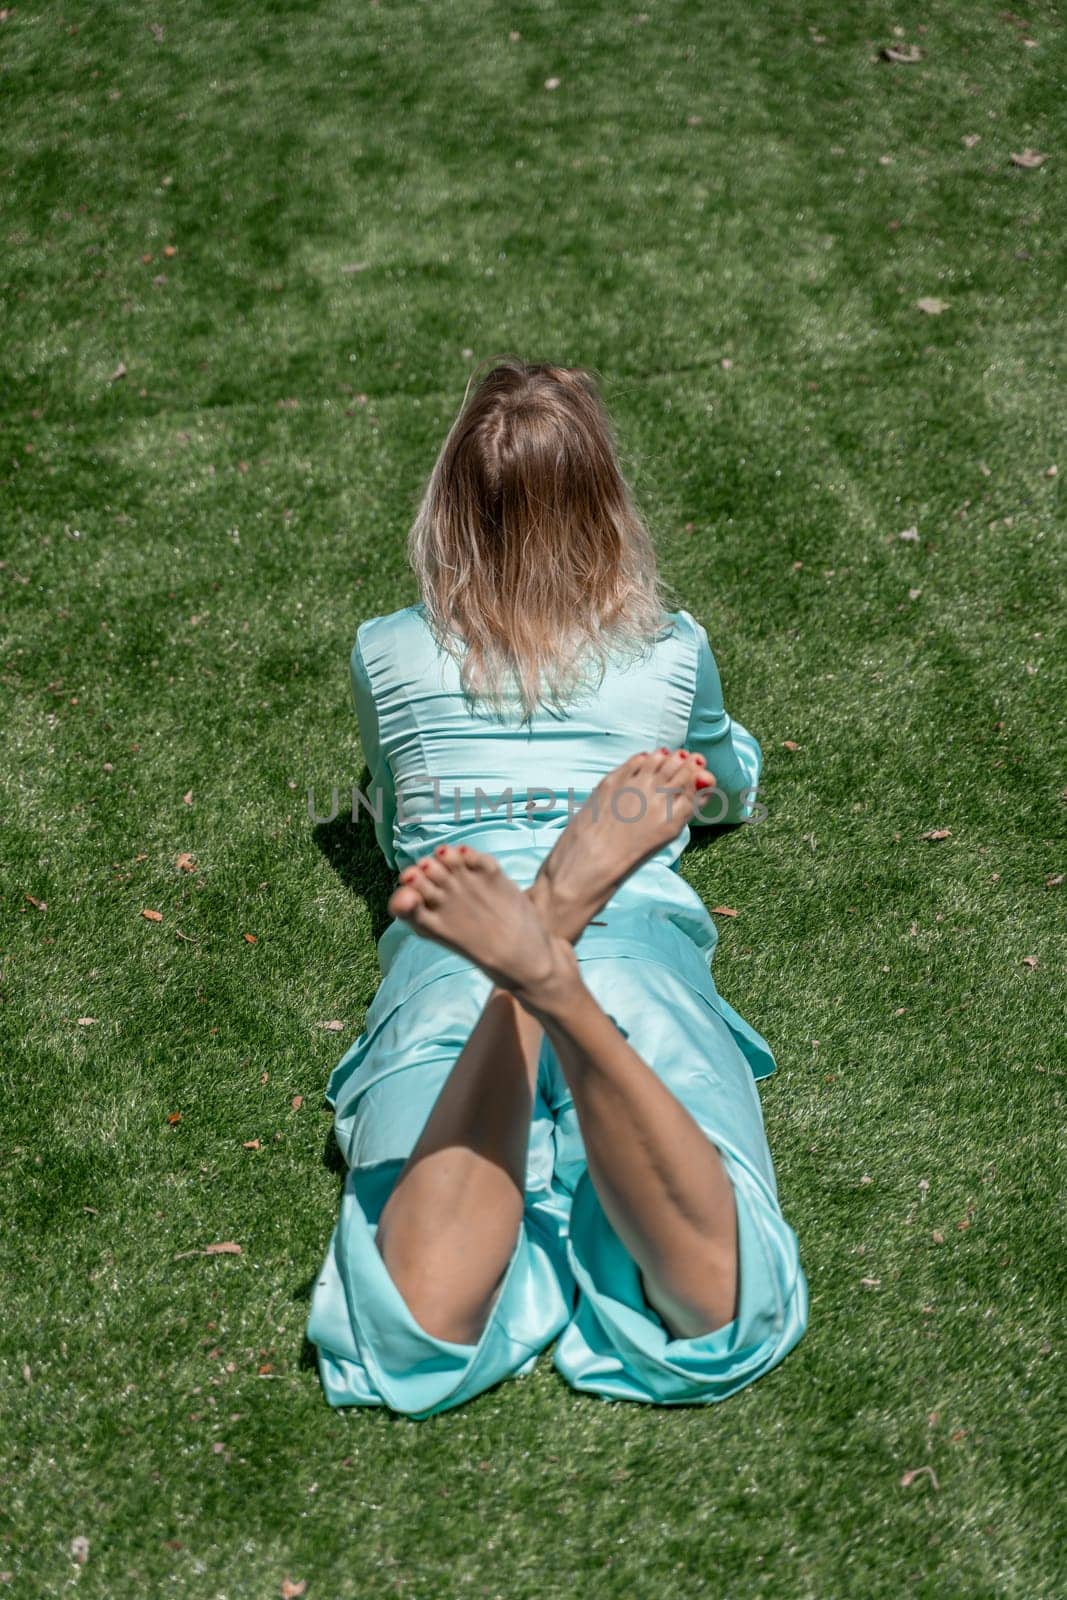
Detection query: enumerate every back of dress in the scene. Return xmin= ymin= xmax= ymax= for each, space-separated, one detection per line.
xmin=350 ymin=602 xmax=763 ymax=874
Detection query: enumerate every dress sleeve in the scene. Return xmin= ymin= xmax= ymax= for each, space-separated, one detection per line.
xmin=681 ymin=611 xmax=764 ymax=827
xmin=350 ymin=625 xmax=398 ymax=868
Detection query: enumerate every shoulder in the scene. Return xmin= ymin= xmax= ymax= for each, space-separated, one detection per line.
xmin=656 ymin=608 xmax=723 ymax=701
xmin=663 ymin=606 xmax=705 ymax=639
xmin=656 ymin=606 xmax=711 ymax=660
xmin=352 ymin=603 xmax=432 ymax=673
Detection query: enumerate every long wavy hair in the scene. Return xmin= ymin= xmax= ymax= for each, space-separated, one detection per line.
xmin=408 ymin=358 xmax=670 ymax=721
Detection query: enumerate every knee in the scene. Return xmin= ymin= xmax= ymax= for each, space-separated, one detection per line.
xmin=640 ymin=1247 xmax=738 ymax=1340
xmin=406 ymin=1288 xmax=490 ymax=1346
xmin=377 ymin=1245 xmax=496 ymax=1346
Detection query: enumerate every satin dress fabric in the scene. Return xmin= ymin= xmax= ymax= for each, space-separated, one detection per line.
xmin=306 ymin=603 xmax=808 ymax=1418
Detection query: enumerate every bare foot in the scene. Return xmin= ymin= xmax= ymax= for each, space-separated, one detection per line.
xmin=527 ymin=748 xmax=714 ymax=941
xmin=387 ymin=844 xmax=579 ymax=1007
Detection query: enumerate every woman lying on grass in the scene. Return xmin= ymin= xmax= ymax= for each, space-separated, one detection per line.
xmin=306 ymin=359 xmax=808 ymax=1417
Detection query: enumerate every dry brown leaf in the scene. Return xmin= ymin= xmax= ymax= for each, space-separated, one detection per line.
xmin=70 ymin=1536 xmax=90 ymax=1565
xmin=916 ymin=296 xmax=950 ymax=315
xmin=280 ymin=1582 xmax=308 ymax=1600
xmin=291 ymin=1095 xmax=304 ymax=1110
xmin=860 ymin=1276 xmax=881 ymax=1288
xmin=203 ymin=1241 xmax=242 ymax=1255
xmin=167 ymin=1111 xmax=181 ymax=1124
xmin=76 ymin=1017 xmax=96 ymax=1027
xmin=243 ymin=932 xmax=258 ymax=944
xmin=182 ymin=790 xmax=193 ymax=805
xmin=175 ymin=852 xmax=196 ymax=872
xmin=1045 ymin=873 xmax=1063 ymax=888
xmin=1044 ymin=464 xmax=1058 ymax=477
xmin=1010 ymin=148 xmax=1047 ymax=169
xmin=316 ymin=1020 xmax=344 ymax=1032
xmin=921 ymin=828 xmax=951 ymax=842
xmin=899 ymin=526 xmax=920 ymax=542
xmin=1021 ymin=955 xmax=1039 ymax=970
xmin=108 ymin=360 xmax=127 ymax=382
xmin=141 ymin=908 xmax=164 ymax=922
xmin=24 ymin=893 xmax=47 ymax=911
xmin=962 ymin=133 xmax=981 ymax=148
xmin=710 ymin=906 xmax=738 ymax=918
xmin=781 ymin=739 xmax=800 ymax=752
xmin=881 ymin=42 xmax=923 ymax=63
xmin=243 ymin=1139 xmax=261 ymax=1150
xmin=900 ymin=1466 xmax=940 ymax=1490
xmin=544 ymin=76 xmax=561 ymax=90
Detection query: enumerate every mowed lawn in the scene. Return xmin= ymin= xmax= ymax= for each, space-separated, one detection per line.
xmin=1 ymin=2 xmax=1063 ymax=1595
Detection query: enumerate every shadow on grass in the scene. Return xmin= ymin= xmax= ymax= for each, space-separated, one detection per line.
xmin=311 ymin=764 xmax=397 ymax=946
xmin=681 ymin=820 xmax=740 ymax=858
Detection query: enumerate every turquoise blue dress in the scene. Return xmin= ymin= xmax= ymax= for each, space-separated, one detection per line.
xmin=306 ymin=603 xmax=808 ymax=1417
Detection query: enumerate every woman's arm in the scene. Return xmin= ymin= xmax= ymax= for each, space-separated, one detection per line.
xmin=681 ymin=611 xmax=763 ymax=827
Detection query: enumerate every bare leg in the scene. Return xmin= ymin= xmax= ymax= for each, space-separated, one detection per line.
xmin=374 ymin=982 xmax=543 ymax=1345
xmin=524 ymin=967 xmax=738 ymax=1335
xmin=390 ymin=806 xmax=739 ymax=1340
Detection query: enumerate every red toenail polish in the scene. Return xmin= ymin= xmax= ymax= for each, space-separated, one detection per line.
xmin=435 ymin=846 xmax=447 ymax=856
xmin=694 ymin=754 xmax=706 ymax=766
xmin=658 ymin=747 xmax=669 ymax=754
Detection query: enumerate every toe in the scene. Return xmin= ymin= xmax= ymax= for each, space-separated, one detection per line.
xmin=676 ymin=750 xmax=703 ymax=785
xmin=388 ymin=884 xmax=421 ymax=918
xmin=680 ymin=749 xmax=714 ymax=788
xmin=420 ymin=855 xmax=451 ymax=885
xmin=465 ymin=849 xmax=500 ymax=874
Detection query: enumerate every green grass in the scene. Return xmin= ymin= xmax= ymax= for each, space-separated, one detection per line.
xmin=1 ymin=1 xmax=1064 ymax=1594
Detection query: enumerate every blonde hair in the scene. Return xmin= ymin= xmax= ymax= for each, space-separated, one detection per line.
xmin=408 ymin=358 xmax=669 ymax=720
